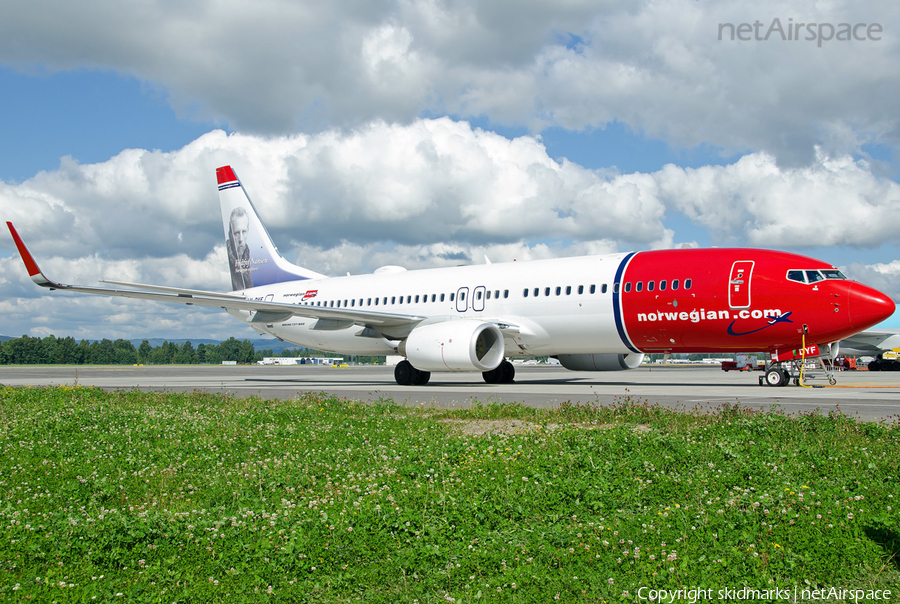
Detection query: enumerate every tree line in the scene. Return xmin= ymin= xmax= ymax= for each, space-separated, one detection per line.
xmin=1 ymin=335 xmax=302 ymax=365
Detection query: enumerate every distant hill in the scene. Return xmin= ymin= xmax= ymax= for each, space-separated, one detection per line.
xmin=0 ymin=335 xmax=13 ymax=343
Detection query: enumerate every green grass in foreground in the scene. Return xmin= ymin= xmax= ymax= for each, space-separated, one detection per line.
xmin=0 ymin=386 xmax=898 ymax=603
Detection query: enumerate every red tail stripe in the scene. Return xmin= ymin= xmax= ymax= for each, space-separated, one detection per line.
xmin=216 ymin=165 xmax=237 ymax=185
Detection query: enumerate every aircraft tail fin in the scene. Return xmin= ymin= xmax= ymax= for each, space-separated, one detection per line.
xmin=217 ymin=166 xmax=324 ymax=291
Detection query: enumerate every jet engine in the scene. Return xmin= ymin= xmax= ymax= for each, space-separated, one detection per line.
xmin=557 ymin=353 xmax=645 ymax=371
xmin=400 ymin=320 xmax=505 ymax=372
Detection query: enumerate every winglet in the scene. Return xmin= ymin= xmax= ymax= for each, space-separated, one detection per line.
xmin=6 ymin=222 xmax=55 ymax=287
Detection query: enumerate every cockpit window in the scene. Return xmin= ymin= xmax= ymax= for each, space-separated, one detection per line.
xmin=787 ymin=270 xmax=805 ymax=283
xmin=806 ymin=270 xmax=824 ymax=283
xmin=788 ymin=269 xmax=847 ymax=283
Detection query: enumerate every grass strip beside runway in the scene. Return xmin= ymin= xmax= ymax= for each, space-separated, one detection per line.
xmin=0 ymin=386 xmax=898 ymax=602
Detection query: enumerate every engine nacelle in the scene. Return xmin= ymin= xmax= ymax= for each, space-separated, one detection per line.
xmin=557 ymin=353 xmax=645 ymax=371
xmin=400 ymin=320 xmax=505 ymax=372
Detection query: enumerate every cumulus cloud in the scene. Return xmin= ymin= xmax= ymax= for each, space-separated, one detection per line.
xmin=0 ymin=120 xmax=674 ymax=266
xmin=657 ymin=149 xmax=900 ymax=248
xmin=0 ymin=252 xmax=246 ymax=341
xmin=2 ymin=120 xmax=899 ymax=337
xmin=1 ymin=0 xmax=897 ymax=161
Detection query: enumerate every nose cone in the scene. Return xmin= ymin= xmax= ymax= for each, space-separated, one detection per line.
xmin=849 ymin=283 xmax=896 ymax=330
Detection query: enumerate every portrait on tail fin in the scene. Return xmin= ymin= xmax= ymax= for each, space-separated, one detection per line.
xmin=226 ymin=206 xmax=253 ymax=290
xmin=217 ymin=165 xmax=324 ymax=289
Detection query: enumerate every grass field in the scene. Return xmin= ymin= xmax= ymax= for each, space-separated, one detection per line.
xmin=0 ymin=386 xmax=898 ymax=603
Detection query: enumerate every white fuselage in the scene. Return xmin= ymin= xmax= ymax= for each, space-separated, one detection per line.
xmin=231 ymin=253 xmax=631 ymax=357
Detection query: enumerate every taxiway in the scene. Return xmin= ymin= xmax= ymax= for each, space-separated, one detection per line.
xmin=1 ymin=364 xmax=899 ymax=422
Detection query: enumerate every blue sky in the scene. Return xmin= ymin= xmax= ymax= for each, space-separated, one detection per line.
xmin=1 ymin=0 xmax=898 ymax=341
xmin=0 ymin=67 xmax=213 ymax=182
xmin=0 ymin=68 xmax=743 ymax=184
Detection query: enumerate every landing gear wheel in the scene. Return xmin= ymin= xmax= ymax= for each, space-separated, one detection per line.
xmin=500 ymin=360 xmax=515 ymax=383
xmin=413 ymin=370 xmax=431 ymax=385
xmin=764 ymin=367 xmax=787 ymax=387
xmin=394 ymin=360 xmax=416 ymax=386
xmin=483 ymin=360 xmax=516 ymax=384
xmin=482 ymin=365 xmax=502 ymax=384
xmin=779 ymin=368 xmax=791 ymax=386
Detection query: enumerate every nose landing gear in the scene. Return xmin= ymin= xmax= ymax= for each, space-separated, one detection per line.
xmin=763 ymin=366 xmax=790 ymax=387
xmin=759 ymin=358 xmax=837 ymax=387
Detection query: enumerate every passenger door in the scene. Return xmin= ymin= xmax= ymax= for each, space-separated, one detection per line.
xmin=728 ymin=261 xmax=754 ymax=309
xmin=456 ymin=287 xmax=469 ymax=312
xmin=473 ymin=286 xmax=486 ymax=311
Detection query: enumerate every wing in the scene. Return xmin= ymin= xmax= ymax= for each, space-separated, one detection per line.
xmin=7 ymin=222 xmax=424 ymax=334
xmin=839 ymin=329 xmax=900 ymax=355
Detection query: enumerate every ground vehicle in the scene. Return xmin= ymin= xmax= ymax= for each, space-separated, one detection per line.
xmin=721 ymin=355 xmax=763 ymax=372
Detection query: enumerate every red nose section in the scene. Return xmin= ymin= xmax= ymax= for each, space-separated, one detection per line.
xmin=849 ymin=283 xmax=896 ymax=330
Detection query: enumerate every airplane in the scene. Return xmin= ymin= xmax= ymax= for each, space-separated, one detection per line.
xmin=6 ymin=165 xmax=896 ymax=387
xmin=839 ymin=329 xmax=900 ymax=371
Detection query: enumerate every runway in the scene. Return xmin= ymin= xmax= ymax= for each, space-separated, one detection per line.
xmin=2 ymin=364 xmax=899 ymax=422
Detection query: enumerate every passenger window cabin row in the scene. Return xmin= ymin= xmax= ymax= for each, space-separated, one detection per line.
xmin=523 ymin=278 xmax=692 ymax=297
xmin=523 ymin=284 xmax=600 ymax=297
xmin=296 ymin=277 xmax=694 ymax=309
xmin=300 ymin=290 xmax=511 ymax=309
xmin=620 ymin=278 xmax=692 ymax=294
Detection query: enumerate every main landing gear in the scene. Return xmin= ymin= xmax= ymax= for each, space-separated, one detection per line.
xmin=393 ymin=359 xmax=516 ymax=385
xmin=482 ymin=360 xmax=515 ymax=384
xmin=394 ymin=360 xmax=431 ymax=386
